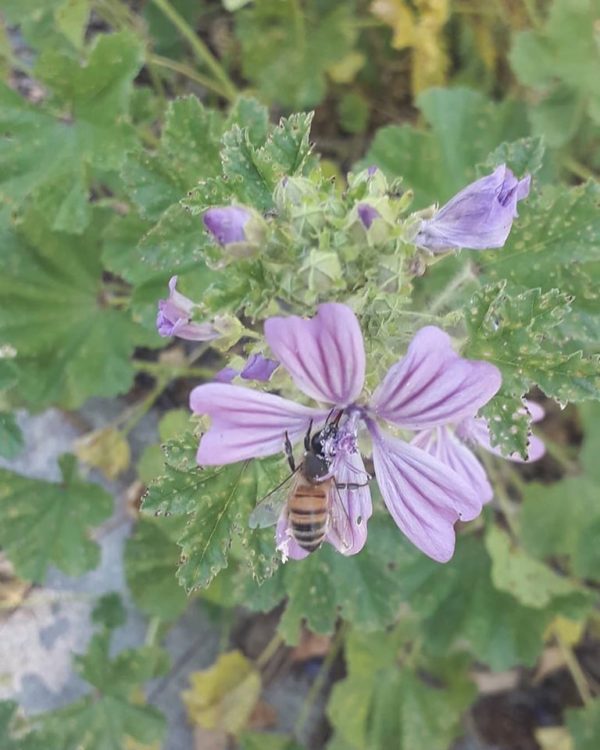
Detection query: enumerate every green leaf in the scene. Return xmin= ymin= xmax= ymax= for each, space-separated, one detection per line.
xmin=510 ymin=0 xmax=600 ymax=146
xmin=479 ymin=135 xmax=546 ymax=177
xmin=0 ymin=454 xmax=112 ymax=582
xmin=476 ymin=182 xmax=600 ymax=348
xmin=39 ymin=634 xmax=168 ymax=749
xmin=54 ymin=0 xmax=90 ymax=50
xmin=0 ymin=32 xmax=143 ymax=232
xmin=122 ymin=96 xmax=223 ymax=221
xmin=124 ymin=517 xmax=188 ymax=620
xmin=464 ymin=282 xmax=600 ymax=456
xmin=0 ymin=210 xmax=137 ymax=409
xmin=239 ymin=733 xmax=303 ymax=750
xmin=579 ymin=401 xmax=600 ymax=484
xmin=91 ymin=593 xmax=127 ymax=630
xmin=143 ymin=435 xmax=282 ymax=590
xmin=485 ymin=526 xmax=579 ymax=608
xmin=236 ymin=0 xmax=357 ymax=108
xmin=328 ymin=630 xmax=475 ymax=750
xmin=396 ymin=537 xmax=588 ymax=671
xmin=520 ymin=478 xmax=600 ymax=582
xmin=238 ymin=516 xmax=425 ymax=645
xmin=363 ymin=88 xmax=528 ymax=207
xmin=566 ymin=700 xmax=600 ymax=750
xmin=0 ymin=412 xmax=24 ymax=459
xmin=0 ymin=701 xmax=48 ymax=750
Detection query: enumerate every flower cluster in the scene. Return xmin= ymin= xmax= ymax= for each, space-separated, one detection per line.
xmin=157 ymin=164 xmax=539 ymax=563
xmin=188 ymin=303 xmax=541 ymax=563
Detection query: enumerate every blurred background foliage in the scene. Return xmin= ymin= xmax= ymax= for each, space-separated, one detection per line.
xmin=0 ymin=1 xmax=599 ymax=749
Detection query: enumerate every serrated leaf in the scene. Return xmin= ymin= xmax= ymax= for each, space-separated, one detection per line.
xmin=124 ymin=517 xmax=188 ymax=620
xmin=479 ymin=135 xmax=546 ymax=177
xmin=236 ymin=0 xmax=356 ymax=108
xmin=464 ymin=282 xmax=600 ymax=456
xmin=363 ymin=88 xmax=527 ymax=207
xmin=0 ymin=211 xmax=137 ymax=409
xmin=520 ymin=478 xmax=600 ymax=582
xmin=485 ymin=526 xmax=579 ymax=608
xmin=0 ymin=412 xmax=24 ymax=459
xmin=0 ymin=32 xmax=143 ymax=232
xmin=182 ymin=651 xmax=261 ymax=734
xmin=143 ymin=436 xmax=282 ymax=590
xmin=54 ymin=0 xmax=90 ymax=50
xmin=122 ymin=96 xmax=223 ymax=221
xmin=238 ymin=516 xmax=423 ymax=645
xmin=39 ymin=635 xmax=169 ymax=750
xmin=510 ymin=0 xmax=600 ymax=146
xmin=477 ymin=182 xmax=600 ymax=351
xmin=0 ymin=454 xmax=112 ymax=582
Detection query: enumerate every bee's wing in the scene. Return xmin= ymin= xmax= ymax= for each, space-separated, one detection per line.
xmin=248 ymin=471 xmax=297 ymax=529
xmin=327 ymin=453 xmax=371 ymax=555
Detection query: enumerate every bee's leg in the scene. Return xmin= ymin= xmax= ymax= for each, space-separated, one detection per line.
xmin=304 ymin=420 xmax=313 ymax=452
xmin=284 ymin=431 xmax=296 ymax=472
xmin=336 ymin=480 xmax=370 ymax=490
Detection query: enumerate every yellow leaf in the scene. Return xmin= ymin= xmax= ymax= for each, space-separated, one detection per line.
xmin=545 ymin=616 xmax=585 ymax=647
xmin=535 ymin=727 xmax=574 ymax=750
xmin=182 ymin=651 xmax=261 ymax=736
xmin=327 ymin=51 xmax=367 ymax=84
xmin=371 ymin=0 xmax=449 ymax=93
xmin=74 ymin=426 xmax=131 ymax=479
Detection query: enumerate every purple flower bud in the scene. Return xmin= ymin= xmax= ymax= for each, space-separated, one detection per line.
xmin=214 ymin=367 xmax=238 ymax=383
xmin=241 ymin=354 xmax=279 ymax=382
xmin=156 ymin=277 xmax=220 ymax=341
xmin=367 ymin=165 xmax=378 ymax=177
xmin=203 ymin=206 xmax=251 ymax=246
xmin=357 ymin=203 xmax=381 ymax=229
xmin=414 ymin=165 xmax=531 ymax=252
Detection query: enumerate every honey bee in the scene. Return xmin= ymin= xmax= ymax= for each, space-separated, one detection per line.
xmin=249 ymin=412 xmax=368 ymax=554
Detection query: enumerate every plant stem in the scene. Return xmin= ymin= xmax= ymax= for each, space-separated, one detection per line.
xmin=256 ymin=632 xmax=283 ymax=670
xmin=562 ymin=157 xmax=598 ymax=182
xmin=429 ymin=262 xmax=475 ymax=315
xmin=149 ymin=53 xmax=230 ymax=98
xmin=481 ymin=453 xmax=521 ymax=537
xmin=542 ymin=435 xmax=580 ymax=475
xmin=555 ymin=631 xmax=593 ymax=706
xmin=145 ymin=616 xmax=162 ymax=647
xmin=294 ymin=622 xmax=348 ymax=740
xmin=150 ymin=0 xmax=238 ymax=101
xmin=132 ymin=359 xmax=215 ymax=380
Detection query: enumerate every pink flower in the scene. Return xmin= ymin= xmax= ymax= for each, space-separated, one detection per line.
xmin=190 ymin=304 xmax=501 ymax=563
xmin=413 ymin=401 xmax=546 ymax=503
xmin=156 ymin=277 xmax=220 ymax=341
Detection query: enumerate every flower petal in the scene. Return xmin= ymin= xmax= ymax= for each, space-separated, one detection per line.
xmin=203 ymin=206 xmax=250 ymax=245
xmin=370 ymin=326 xmax=501 ymax=430
xmin=370 ymin=426 xmax=482 ymax=562
xmin=264 ymin=303 xmax=366 ymax=406
xmin=327 ymin=451 xmax=372 ymax=556
xmin=241 ymin=354 xmax=279 ymax=382
xmin=156 ymin=276 xmax=221 ymax=341
xmin=190 ymin=384 xmax=328 ymax=465
xmin=414 ymin=165 xmax=531 ymax=251
xmin=413 ymin=427 xmax=493 ymax=504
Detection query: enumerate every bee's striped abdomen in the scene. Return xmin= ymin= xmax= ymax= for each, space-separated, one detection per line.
xmin=288 ymin=481 xmax=330 ymax=552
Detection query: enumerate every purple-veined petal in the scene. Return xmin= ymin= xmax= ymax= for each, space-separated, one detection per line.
xmin=326 ymin=450 xmax=372 ymax=556
xmin=413 ymin=427 xmax=493 ymax=504
xmin=414 ymin=165 xmax=531 ymax=252
xmin=370 ymin=326 xmax=501 ymax=430
xmin=241 ymin=354 xmax=279 ymax=382
xmin=370 ymin=424 xmax=482 ymax=562
xmin=156 ymin=276 xmax=221 ymax=341
xmin=264 ymin=303 xmax=366 ymax=406
xmin=190 ymin=384 xmax=328 ymax=465
xmin=276 ymin=508 xmax=310 ymax=562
